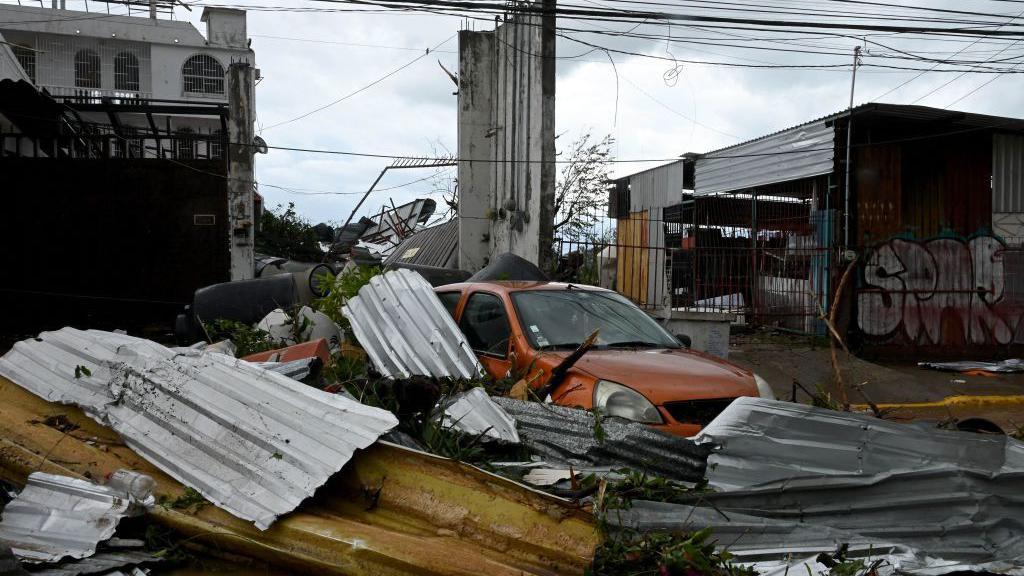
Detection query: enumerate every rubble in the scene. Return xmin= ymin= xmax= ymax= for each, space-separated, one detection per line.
xmin=695 ymin=396 xmax=1024 ymax=490
xmin=919 ymin=358 xmax=1024 ymax=373
xmin=0 ymin=471 xmax=151 ymax=563
xmin=0 ymin=328 xmax=398 ymax=530
xmin=343 ymin=269 xmax=483 ymax=379
xmin=492 ymin=397 xmax=709 ymax=482
xmin=437 ymin=387 xmax=519 ymax=443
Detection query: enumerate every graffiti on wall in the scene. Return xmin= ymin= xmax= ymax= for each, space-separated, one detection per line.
xmin=857 ymin=235 xmax=1021 ymax=346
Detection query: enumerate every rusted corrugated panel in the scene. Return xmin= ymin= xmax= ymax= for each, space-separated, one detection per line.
xmin=0 ymin=328 xmax=399 ymax=530
xmin=696 ymin=121 xmax=834 ymax=196
xmin=626 ymin=161 xmax=684 ymax=211
xmin=0 ymin=378 xmax=599 ymax=575
xmin=342 ymin=269 xmax=483 ymax=379
xmin=994 ymin=133 xmax=1024 ymax=213
xmin=0 ymin=472 xmax=142 ymax=563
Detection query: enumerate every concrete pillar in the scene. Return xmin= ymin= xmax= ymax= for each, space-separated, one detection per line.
xmin=456 ymin=2 xmax=557 ymax=273
xmin=227 ymin=62 xmax=255 ymax=281
xmin=537 ymin=0 xmax=557 ymax=272
xmin=457 ymin=30 xmax=494 ymax=272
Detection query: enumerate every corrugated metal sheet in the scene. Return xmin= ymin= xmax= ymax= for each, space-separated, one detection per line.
xmin=0 ymin=328 xmax=399 ymax=530
xmin=696 ymin=121 xmax=835 ymax=196
xmin=0 ymin=472 xmax=143 ymax=563
xmin=383 ymin=218 xmax=460 ymax=269
xmin=615 ymin=466 xmax=1024 ymax=576
xmin=492 ymin=397 xmax=709 ymax=481
xmin=343 ymin=269 xmax=483 ymax=379
xmin=994 ymin=133 xmax=1024 ymax=213
xmin=438 ymin=388 xmax=519 ymax=443
xmin=627 ymin=161 xmax=685 ymax=211
xmin=34 ymin=550 xmax=161 ymax=576
xmin=696 ymin=397 xmax=1024 ymax=490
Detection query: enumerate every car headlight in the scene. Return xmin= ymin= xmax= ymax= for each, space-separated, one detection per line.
xmin=753 ymin=373 xmax=776 ymax=400
xmin=593 ymin=380 xmax=663 ymax=423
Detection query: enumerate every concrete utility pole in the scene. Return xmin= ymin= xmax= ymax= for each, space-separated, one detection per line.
xmin=227 ymin=62 xmax=255 ymax=281
xmin=843 ymin=44 xmax=862 ymax=249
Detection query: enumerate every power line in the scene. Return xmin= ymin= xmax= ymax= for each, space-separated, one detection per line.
xmin=259 ymin=33 xmax=456 ymax=131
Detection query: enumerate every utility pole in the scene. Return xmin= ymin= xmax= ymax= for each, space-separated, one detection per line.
xmin=843 ymin=45 xmax=862 ymax=249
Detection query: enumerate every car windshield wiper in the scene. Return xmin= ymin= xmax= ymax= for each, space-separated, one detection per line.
xmin=604 ymin=341 xmax=668 ymax=349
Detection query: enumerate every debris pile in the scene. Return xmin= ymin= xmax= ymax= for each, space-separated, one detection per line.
xmin=0 ymin=268 xmax=1022 ymax=575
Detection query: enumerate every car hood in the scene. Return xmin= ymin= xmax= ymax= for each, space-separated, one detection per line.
xmin=561 ymin=348 xmax=757 ymax=403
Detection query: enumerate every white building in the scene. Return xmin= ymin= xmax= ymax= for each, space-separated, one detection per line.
xmin=0 ymin=2 xmax=255 ymax=155
xmin=0 ymin=2 xmax=258 ymax=282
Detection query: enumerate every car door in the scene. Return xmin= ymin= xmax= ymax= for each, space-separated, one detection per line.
xmin=458 ymin=291 xmax=513 ymax=379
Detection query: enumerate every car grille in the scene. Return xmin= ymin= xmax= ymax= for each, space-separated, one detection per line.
xmin=663 ymin=398 xmax=736 ymax=426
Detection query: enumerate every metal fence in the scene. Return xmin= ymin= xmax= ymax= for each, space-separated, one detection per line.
xmin=553 ymin=189 xmax=839 ymax=334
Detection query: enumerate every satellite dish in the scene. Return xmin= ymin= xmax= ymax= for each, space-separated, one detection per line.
xmin=253 ymin=135 xmax=268 ymax=154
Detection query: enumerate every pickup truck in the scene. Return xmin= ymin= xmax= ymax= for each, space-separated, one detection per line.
xmin=435 ymin=280 xmax=773 ymax=437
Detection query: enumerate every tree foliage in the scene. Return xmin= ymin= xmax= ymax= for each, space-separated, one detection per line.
xmin=255 ymin=202 xmax=324 ymax=262
xmin=554 ymin=133 xmax=614 ymax=240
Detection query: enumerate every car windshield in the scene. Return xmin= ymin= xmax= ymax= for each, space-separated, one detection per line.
xmin=511 ymin=288 xmax=680 ymax=350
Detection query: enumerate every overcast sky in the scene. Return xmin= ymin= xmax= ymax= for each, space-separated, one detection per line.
xmin=168 ymin=1 xmax=1024 ymax=225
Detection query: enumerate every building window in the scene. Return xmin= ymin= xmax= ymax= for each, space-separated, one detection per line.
xmin=209 ymin=129 xmax=223 ymax=159
xmin=182 ymin=54 xmax=224 ymax=95
xmin=175 ymin=127 xmax=195 ymax=159
xmin=114 ymin=52 xmax=139 ymax=91
xmin=74 ymin=49 xmax=101 ymax=88
xmin=11 ymin=45 xmax=35 ymax=83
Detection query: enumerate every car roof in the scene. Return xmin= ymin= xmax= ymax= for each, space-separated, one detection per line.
xmin=435 ymin=281 xmax=614 ymax=295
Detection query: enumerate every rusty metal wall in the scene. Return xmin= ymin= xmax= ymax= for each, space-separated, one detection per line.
xmin=994 ymin=133 xmax=1024 ymax=213
xmin=856 ymin=235 xmax=1024 ymax=352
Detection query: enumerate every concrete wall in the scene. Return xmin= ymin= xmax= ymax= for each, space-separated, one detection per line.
xmin=457 ymin=0 xmax=556 ymax=272
xmin=456 ymin=30 xmax=494 ymax=272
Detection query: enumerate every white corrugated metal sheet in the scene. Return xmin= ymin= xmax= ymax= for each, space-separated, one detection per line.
xmin=343 ymin=269 xmax=483 ymax=379
xmin=696 ymin=397 xmax=1024 ymax=490
xmin=994 ymin=133 xmax=1024 ymax=213
xmin=627 ymin=161 xmax=685 ymax=211
xmin=438 ymin=388 xmax=519 ymax=443
xmin=0 ymin=328 xmax=399 ymax=530
xmin=696 ymin=121 xmax=834 ymax=196
xmin=0 ymin=472 xmax=144 ymax=563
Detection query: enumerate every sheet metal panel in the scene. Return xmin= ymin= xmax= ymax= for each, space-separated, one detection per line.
xmin=696 ymin=397 xmax=1024 ymax=490
xmin=343 ymin=269 xmax=483 ymax=379
xmin=492 ymin=397 xmax=708 ymax=481
xmin=0 ymin=328 xmax=399 ymax=530
xmin=627 ymin=161 xmax=684 ymax=211
xmin=34 ymin=550 xmax=162 ymax=576
xmin=383 ymin=218 xmax=460 ymax=269
xmin=438 ymin=387 xmax=519 ymax=443
xmin=0 ymin=472 xmax=142 ymax=563
xmin=994 ymin=133 xmax=1024 ymax=213
xmin=696 ymin=121 xmax=834 ymax=196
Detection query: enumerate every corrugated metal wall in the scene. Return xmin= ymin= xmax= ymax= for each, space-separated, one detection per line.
xmin=628 ymin=161 xmax=684 ymax=211
xmin=994 ymin=133 xmax=1024 ymax=213
xmin=696 ymin=122 xmax=835 ymax=196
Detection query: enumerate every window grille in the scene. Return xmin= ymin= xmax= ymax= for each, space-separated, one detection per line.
xmin=11 ymin=45 xmax=35 ymax=83
xmin=74 ymin=49 xmax=101 ymax=88
xmin=182 ymin=54 xmax=224 ymax=95
xmin=114 ymin=52 xmax=139 ymax=91
xmin=176 ymin=127 xmax=195 ymax=159
xmin=209 ymin=129 xmax=223 ymax=159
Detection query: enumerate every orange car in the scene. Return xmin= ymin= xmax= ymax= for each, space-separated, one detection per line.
xmin=435 ymin=281 xmax=773 ymax=437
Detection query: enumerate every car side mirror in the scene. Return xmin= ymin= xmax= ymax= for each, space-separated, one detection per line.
xmin=674 ymin=333 xmax=692 ymax=348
